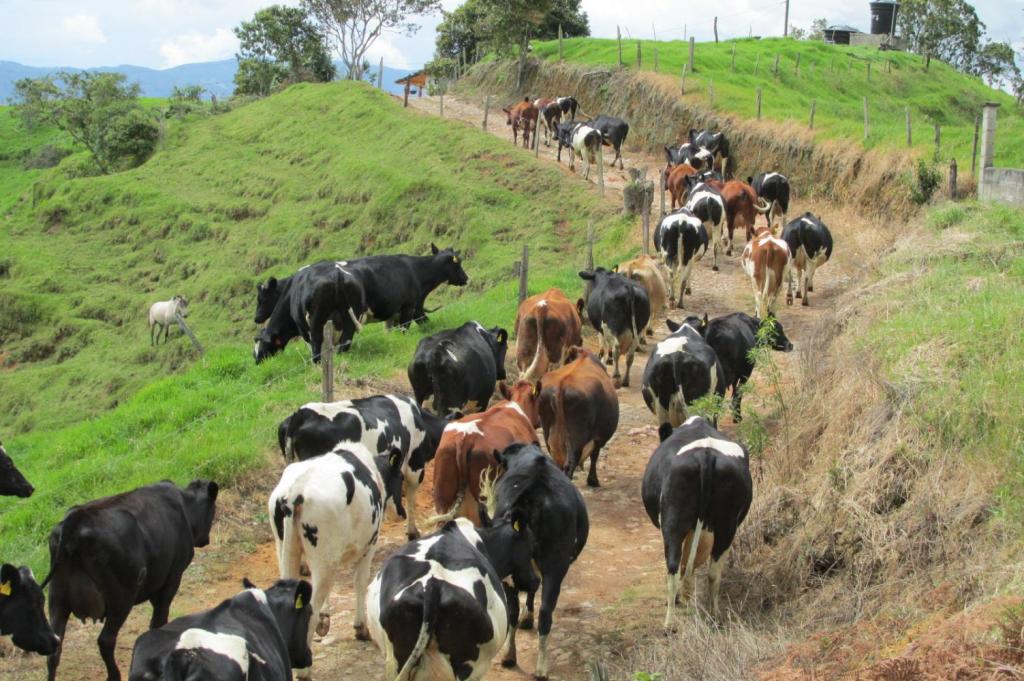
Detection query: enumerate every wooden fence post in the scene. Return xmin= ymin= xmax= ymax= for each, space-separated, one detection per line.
xmin=440 ymin=91 xmax=444 ymax=117
xmin=971 ymin=114 xmax=980 ymax=176
xmin=949 ymin=158 xmax=958 ymax=199
xmin=482 ymin=95 xmax=490 ymax=130
xmin=584 ymin=222 xmax=595 ymax=309
xmin=756 ymin=87 xmax=762 ymax=120
xmin=680 ymin=63 xmax=687 ymax=95
xmin=518 ymin=245 xmax=529 ymax=304
xmin=773 ymin=53 xmax=780 ymax=76
xmin=637 ymin=40 xmax=642 ymax=68
xmin=378 ymin=57 xmax=384 ymax=89
xmin=731 ymin=44 xmax=737 ymax=71
xmin=863 ymin=97 xmax=869 ymax=140
xmin=642 ymin=199 xmax=650 ymax=255
xmin=905 ymin=107 xmax=911 ymax=146
xmin=654 ymin=48 xmax=659 ymax=72
xmin=708 ymin=80 xmax=714 ymax=107
xmin=321 ymin=321 xmax=334 ymax=402
xmin=617 ymin=26 xmax=623 ymax=67
xmin=794 ymin=52 xmax=801 ymax=76
xmin=809 ymin=100 xmax=816 ymax=130
xmin=558 ymin=24 xmax=564 ymax=60
xmin=534 ymin=116 xmax=541 ymax=157
xmin=867 ymin=62 xmax=872 ymax=81
xmin=403 ymin=81 xmax=410 ymax=108
xmin=688 ymin=37 xmax=696 ymax=73
xmin=934 ymin=124 xmax=941 ymax=159
xmin=174 ymin=314 xmax=204 ymax=355
xmin=597 ymin=145 xmax=605 ymax=196
xmin=659 ymin=168 xmax=666 ymax=218
xmin=754 ymin=53 xmax=760 ymax=75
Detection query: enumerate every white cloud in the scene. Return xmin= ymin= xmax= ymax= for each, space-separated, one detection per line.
xmin=159 ymin=27 xmax=237 ymax=67
xmin=63 ymin=14 xmax=108 ymax=44
xmin=365 ymin=34 xmax=413 ymax=69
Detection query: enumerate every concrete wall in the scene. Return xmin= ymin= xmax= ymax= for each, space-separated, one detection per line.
xmin=849 ymin=34 xmax=906 ymax=50
xmin=980 ymin=168 xmax=1024 ymax=207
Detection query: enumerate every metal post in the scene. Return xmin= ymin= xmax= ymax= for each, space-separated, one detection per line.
xmin=518 ymin=245 xmax=529 ymax=304
xmin=949 ymin=158 xmax=957 ymax=200
xmin=321 ymin=321 xmax=334 ymax=402
xmin=688 ymin=37 xmax=696 ymax=73
xmin=863 ymin=97 xmax=869 ymax=140
xmin=971 ymin=114 xmax=981 ymax=176
xmin=783 ymin=0 xmax=790 ymax=37
xmin=905 ymin=107 xmax=911 ymax=147
xmin=482 ymin=95 xmax=490 ymax=130
xmin=756 ymin=87 xmax=762 ymax=120
xmin=809 ymin=100 xmax=816 ymax=130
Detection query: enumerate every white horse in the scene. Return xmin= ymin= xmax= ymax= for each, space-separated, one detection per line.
xmin=148 ymin=295 xmax=188 ymax=345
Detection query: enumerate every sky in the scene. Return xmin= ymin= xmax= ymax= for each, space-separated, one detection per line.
xmin=0 ymin=0 xmax=1021 ymax=71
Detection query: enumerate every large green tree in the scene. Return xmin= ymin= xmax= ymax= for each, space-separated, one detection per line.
xmin=898 ymin=0 xmax=984 ymax=71
xmin=233 ymin=5 xmax=335 ymax=96
xmin=12 ymin=72 xmax=158 ymax=174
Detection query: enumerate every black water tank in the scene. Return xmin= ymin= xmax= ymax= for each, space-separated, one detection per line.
xmin=870 ymin=1 xmax=899 ymax=35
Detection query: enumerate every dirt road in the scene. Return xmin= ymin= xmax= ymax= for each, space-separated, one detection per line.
xmin=8 ymin=94 xmax=878 ymax=681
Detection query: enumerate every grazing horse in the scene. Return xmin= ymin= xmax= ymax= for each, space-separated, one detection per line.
xmin=503 ymin=97 xmax=538 ymax=148
xmin=148 ymin=295 xmax=188 ymax=345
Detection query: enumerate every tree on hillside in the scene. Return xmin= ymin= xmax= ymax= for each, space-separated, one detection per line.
xmin=12 ymin=72 xmax=159 ymax=174
xmin=302 ymin=0 xmax=440 ymax=82
xmin=976 ymin=41 xmax=1020 ymax=89
xmin=537 ymin=0 xmax=590 ymax=40
xmin=234 ymin=5 xmax=335 ymax=96
xmin=898 ymin=0 xmax=984 ymax=71
xmin=808 ymin=18 xmax=827 ymax=41
xmin=477 ymin=0 xmax=555 ymax=88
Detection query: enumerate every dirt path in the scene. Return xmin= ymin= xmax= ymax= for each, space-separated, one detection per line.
xmin=7 ymin=95 xmax=880 ymax=681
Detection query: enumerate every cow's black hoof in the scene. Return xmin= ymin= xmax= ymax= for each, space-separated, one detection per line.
xmin=712 ymin=265 xmax=719 ymax=272
xmin=299 ymin=564 xmax=311 ymax=577
xmin=675 ymin=301 xmax=685 ymax=310
xmin=802 ymin=298 xmax=810 ymax=307
xmin=316 ymin=614 xmax=331 ymax=637
xmin=587 ymin=477 xmax=600 ymax=488
xmin=406 ymin=530 xmax=421 ymax=541
xmin=501 ymin=657 xmax=518 ymax=668
xmin=808 ymin=285 xmax=814 ymax=292
xmin=795 ymin=291 xmax=802 ymax=299
xmin=685 ymin=287 xmax=692 ymax=294
xmin=353 ymin=624 xmax=370 ymax=641
xmin=518 ymin=618 xmax=534 ymax=631
xmin=605 ymin=358 xmax=613 ymax=366
xmin=646 ymin=328 xmax=654 ymax=336
xmin=533 ymin=675 xmax=549 ymax=681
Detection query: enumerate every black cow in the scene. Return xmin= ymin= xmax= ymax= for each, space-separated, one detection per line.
xmin=0 ymin=563 xmax=60 ymax=655
xmin=128 ymin=578 xmax=313 ymax=681
xmin=254 ymin=261 xmax=364 ymax=364
xmin=782 ymin=213 xmax=833 ymax=306
xmin=408 ymin=322 xmax=509 ymax=416
xmin=664 ymin=142 xmax=712 ymax=173
xmin=641 ymin=317 xmax=726 ymax=428
xmin=43 ymin=479 xmax=219 ymax=681
xmin=749 ymin=172 xmax=791 ymax=229
xmin=654 ymin=208 xmax=709 ymax=309
xmin=0 ymin=440 xmax=34 ymax=497
xmin=689 ymin=129 xmax=731 ymax=176
xmin=277 ymin=394 xmax=449 ymax=539
xmin=642 ymin=416 xmax=752 ymax=625
xmin=555 ymin=95 xmax=579 ymax=120
xmin=494 ymin=443 xmax=588 ymax=681
xmin=366 ymin=515 xmax=538 ymax=679
xmin=578 ymin=268 xmax=651 ymax=388
xmin=254 ymin=270 xmax=299 ymax=324
xmin=693 ymin=312 xmax=793 ymax=421
xmin=683 ymin=180 xmax=727 ymax=271
xmin=586 ymin=115 xmax=629 ymax=169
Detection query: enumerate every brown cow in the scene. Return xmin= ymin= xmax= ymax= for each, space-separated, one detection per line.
xmin=615 ymin=255 xmax=668 ymax=341
xmin=430 ymin=380 xmax=540 ymax=526
xmin=515 ymin=288 xmax=582 ymax=382
xmin=666 ymin=163 xmax=699 ymax=210
xmin=741 ymin=226 xmax=792 ymax=319
xmin=538 ymin=347 xmax=619 ymax=488
xmin=719 ymin=180 xmax=772 ymax=254
xmin=503 ymin=97 xmax=538 ymax=149
xmin=533 ymin=97 xmax=562 ymax=146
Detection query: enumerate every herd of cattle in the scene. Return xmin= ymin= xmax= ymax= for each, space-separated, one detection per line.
xmin=0 ymin=117 xmax=839 ymax=681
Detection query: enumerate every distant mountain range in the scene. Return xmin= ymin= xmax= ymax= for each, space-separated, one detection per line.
xmin=0 ymin=59 xmax=416 ymax=101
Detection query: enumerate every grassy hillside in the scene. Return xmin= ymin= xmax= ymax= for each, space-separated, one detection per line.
xmin=533 ymin=37 xmax=1024 ymax=168
xmin=0 ymin=80 xmax=633 ymax=572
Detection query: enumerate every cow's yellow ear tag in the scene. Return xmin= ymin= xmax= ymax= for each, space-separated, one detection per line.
xmin=0 ymin=581 xmax=11 ymax=597
xmin=513 ymin=520 xmax=521 ymax=533
xmin=295 ymin=595 xmax=304 ymax=610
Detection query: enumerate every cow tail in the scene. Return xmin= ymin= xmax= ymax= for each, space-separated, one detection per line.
xmin=40 ymin=512 xmax=84 ymax=589
xmin=395 ymin=579 xmax=441 ymax=681
xmin=681 ymin=453 xmax=715 ymax=587
xmin=523 ymin=302 xmax=549 ymax=381
xmin=628 ymin=286 xmax=640 ymax=352
xmin=425 ymin=435 xmax=469 ymax=525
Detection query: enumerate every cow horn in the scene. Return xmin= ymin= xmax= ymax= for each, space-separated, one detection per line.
xmin=754 ymin=197 xmax=771 ymax=214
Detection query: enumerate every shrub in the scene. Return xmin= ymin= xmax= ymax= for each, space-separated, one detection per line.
xmin=22 ymin=144 xmax=73 ymax=170
xmin=910 ymin=159 xmax=942 ymax=205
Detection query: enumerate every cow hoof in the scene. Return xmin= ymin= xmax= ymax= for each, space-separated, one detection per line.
xmin=685 ymin=287 xmax=692 ymax=295
xmin=795 ymin=291 xmax=802 ymax=299
xmin=533 ymin=675 xmax=549 ymax=681
xmin=645 ymin=328 xmax=654 ymax=337
xmin=675 ymin=301 xmax=685 ymax=310
xmin=501 ymin=656 xmax=518 ymax=668
xmin=605 ymin=358 xmax=613 ymax=367
xmin=353 ymin=624 xmax=371 ymax=641
xmin=518 ymin=618 xmax=534 ymax=631
xmin=712 ymin=265 xmax=719 ymax=272
xmin=300 ymin=564 xmax=311 ymax=577
xmin=587 ymin=477 xmax=600 ymax=488
xmin=406 ymin=530 xmax=421 ymax=541
xmin=316 ymin=614 xmax=331 ymax=637
xmin=786 ymin=296 xmax=794 ymax=306
xmin=808 ymin=285 xmax=814 ymax=292
xmin=613 ymin=377 xmax=622 ymax=389
xmin=802 ymin=298 xmax=810 ymax=307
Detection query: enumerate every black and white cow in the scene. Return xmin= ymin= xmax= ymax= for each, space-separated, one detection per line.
xmin=654 ymin=209 xmax=709 ymax=309
xmin=494 ymin=444 xmax=588 ymax=681
xmin=698 ymin=312 xmax=792 ymax=421
xmin=43 ymin=479 xmax=220 ymax=681
xmin=642 ymin=416 xmax=752 ymax=625
xmin=782 ymin=213 xmax=833 ymax=306
xmin=254 ymin=261 xmax=365 ymax=364
xmin=689 ymin=129 xmax=731 ymax=176
xmin=683 ymin=181 xmax=727 ymax=271
xmin=664 ymin=143 xmax=713 ymax=173
xmin=269 ymin=443 xmax=405 ymax=677
xmin=585 ymin=115 xmax=629 ymax=169
xmin=128 ymin=578 xmax=313 ymax=681
xmin=577 ymin=268 xmax=651 ymax=388
xmin=366 ymin=515 xmax=538 ymax=680
xmin=254 ymin=269 xmax=302 ymax=324
xmin=555 ymin=121 xmax=603 ymax=180
xmin=555 ymin=96 xmax=579 ymax=120
xmin=0 ymin=564 xmax=60 ymax=656
xmin=408 ymin=322 xmax=509 ymax=416
xmin=642 ymin=317 xmax=726 ymax=428
xmin=0 ymin=440 xmax=34 ymax=498
xmin=278 ymin=394 xmax=449 ymax=539
xmin=749 ymin=172 xmax=791 ymax=229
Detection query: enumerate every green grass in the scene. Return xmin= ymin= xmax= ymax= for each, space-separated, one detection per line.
xmin=533 ymin=37 xmax=1024 ymax=167
xmin=858 ymin=201 xmax=1024 ymax=520
xmin=0 ymin=109 xmax=72 ymax=214
xmin=0 ymin=80 xmax=635 ymax=572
